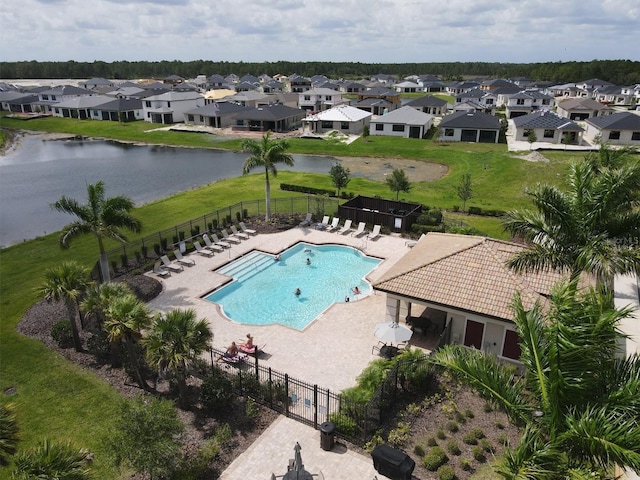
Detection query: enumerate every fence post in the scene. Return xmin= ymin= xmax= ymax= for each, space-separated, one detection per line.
xmin=209 ymin=348 xmax=214 ymax=374
xmin=284 ymin=373 xmax=290 ymax=417
xmin=313 ymin=385 xmax=318 ymax=428
xmin=254 ymin=353 xmax=259 ymax=380
xmin=268 ymin=367 xmax=273 ymax=409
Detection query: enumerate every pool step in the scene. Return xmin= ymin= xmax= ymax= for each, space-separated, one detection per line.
xmin=218 ymin=252 xmax=274 ymax=282
xmin=217 ymin=251 xmax=263 ymax=276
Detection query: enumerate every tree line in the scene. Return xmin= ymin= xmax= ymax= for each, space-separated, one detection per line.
xmin=1 ymin=59 xmax=639 ymax=85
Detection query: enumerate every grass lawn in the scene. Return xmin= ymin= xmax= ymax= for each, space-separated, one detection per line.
xmin=0 ymin=115 xmax=586 ymax=478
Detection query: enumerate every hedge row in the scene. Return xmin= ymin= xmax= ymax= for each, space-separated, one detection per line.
xmin=280 ymin=183 xmax=336 ymax=196
xmin=466 ymin=206 xmax=507 ymax=217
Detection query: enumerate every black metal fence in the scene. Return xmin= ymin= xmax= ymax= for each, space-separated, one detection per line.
xmin=99 ymin=195 xmax=340 ymax=280
xmin=204 ymin=346 xmax=436 ymax=445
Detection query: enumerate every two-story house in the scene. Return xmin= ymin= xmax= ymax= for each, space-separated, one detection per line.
xmin=142 ymin=91 xmax=204 ymax=124
xmin=298 ymin=88 xmax=347 ymax=113
xmin=506 ymin=91 xmax=554 ymax=118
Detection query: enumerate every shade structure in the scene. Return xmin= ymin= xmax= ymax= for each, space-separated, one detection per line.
xmin=374 ymin=321 xmax=413 ymax=344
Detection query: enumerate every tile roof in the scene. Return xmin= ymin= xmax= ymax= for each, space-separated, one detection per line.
xmin=585 ymin=111 xmax=640 ymax=130
xmin=557 ymin=98 xmax=614 ymax=112
xmin=513 ymin=111 xmax=583 ymax=131
xmin=305 ymin=104 xmax=372 ymax=122
xmin=371 ymin=105 xmax=433 ymax=125
xmin=373 ymin=233 xmax=575 ymax=321
xmin=405 ymin=95 xmax=448 ymax=107
xmin=439 ymin=110 xmax=500 ymax=129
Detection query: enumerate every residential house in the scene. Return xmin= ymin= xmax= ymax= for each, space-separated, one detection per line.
xmin=310 ymin=75 xmax=329 ymax=87
xmin=512 ymin=111 xmax=583 ymax=145
xmin=445 ymin=81 xmax=480 ymax=95
xmin=480 ymin=79 xmax=515 ymax=91
xmin=416 ymin=75 xmax=445 ymax=92
xmin=454 ymin=89 xmax=497 ymax=113
xmin=584 ymin=112 xmax=640 ymax=145
xmin=89 ymin=98 xmax=143 ymax=121
xmin=215 ymin=90 xmax=269 ymax=108
xmin=546 ymin=83 xmax=585 ymax=98
xmin=369 ymin=105 xmax=434 ymax=139
xmin=438 ymin=110 xmax=501 ymax=143
xmin=494 ymin=86 xmax=528 ymax=108
xmin=163 ymin=74 xmax=185 ymax=86
xmin=235 ymin=81 xmax=260 ymax=92
xmin=0 ymin=91 xmax=38 ymax=112
xmin=224 ymin=74 xmax=239 ymax=85
xmin=592 ymin=85 xmax=632 ymax=106
xmin=302 ymin=104 xmax=372 ymax=135
xmin=232 ymin=103 xmax=306 ymax=132
xmin=206 ymin=74 xmax=226 ymax=89
xmin=405 ymin=95 xmax=448 ymax=116
xmin=370 ymin=74 xmax=396 ymax=86
xmin=556 ymin=97 xmax=614 ymax=120
xmin=262 ymin=80 xmax=284 ymax=93
xmin=183 ymin=101 xmax=250 ymax=128
xmin=452 ymin=100 xmax=486 ymax=113
xmin=204 ymin=89 xmax=236 ymax=104
xmin=505 ymin=90 xmax=554 ymax=118
xmin=298 ymin=88 xmax=346 ymax=112
xmin=621 ymin=84 xmax=640 ymax=103
xmin=575 ymin=78 xmax=614 ymax=91
xmin=373 ymin=233 xmax=589 ymax=364
xmin=239 ymin=74 xmax=260 ymax=86
xmin=35 ymin=85 xmax=94 ymax=113
xmin=394 ymin=81 xmax=421 ymax=93
xmin=142 ymin=90 xmax=204 ymax=124
xmin=80 ymin=77 xmax=115 ymax=90
xmin=354 ymin=86 xmax=401 ymax=114
xmin=51 ymin=95 xmax=115 ymax=119
xmin=339 ymin=81 xmax=366 ymax=94
xmin=288 ymin=74 xmax=312 ymax=93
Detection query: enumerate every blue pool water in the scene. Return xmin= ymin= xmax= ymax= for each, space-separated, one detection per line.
xmin=203 ymin=242 xmax=381 ymax=330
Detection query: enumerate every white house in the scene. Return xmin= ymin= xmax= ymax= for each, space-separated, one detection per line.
xmin=297 ymin=88 xmax=347 ymax=112
xmin=370 ymin=106 xmax=434 ymax=139
xmin=505 ymin=91 xmax=554 ymax=118
xmin=302 ymin=104 xmax=372 ymax=135
xmin=584 ymin=112 xmax=640 ymax=145
xmin=511 ymin=111 xmax=583 ymax=145
xmin=142 ymin=91 xmax=205 ymax=123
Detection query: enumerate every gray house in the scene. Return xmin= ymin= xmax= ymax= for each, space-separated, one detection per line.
xmin=405 ymin=95 xmax=448 ymax=116
xmin=370 ymin=106 xmax=434 ymax=139
xmin=438 ymin=111 xmax=501 ymax=143
xmin=512 ymin=111 xmax=583 ymax=145
xmin=183 ymin=102 xmax=250 ymax=128
xmin=584 ymin=112 xmax=640 ymax=145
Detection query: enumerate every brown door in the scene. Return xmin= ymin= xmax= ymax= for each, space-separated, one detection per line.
xmin=501 ymin=330 xmax=521 ymax=360
xmin=464 ymin=320 xmax=484 ymax=349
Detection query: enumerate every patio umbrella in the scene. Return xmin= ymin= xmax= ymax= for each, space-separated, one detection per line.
xmin=374 ymin=321 xmax=413 ymax=344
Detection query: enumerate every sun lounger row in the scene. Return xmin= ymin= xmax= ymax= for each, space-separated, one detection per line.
xmin=321 ymin=217 xmax=382 ymax=240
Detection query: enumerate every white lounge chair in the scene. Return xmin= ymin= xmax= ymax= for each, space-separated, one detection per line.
xmin=352 ymin=222 xmax=367 ymax=237
xmin=338 ymin=219 xmax=353 ymax=235
xmin=221 ymin=229 xmax=241 ymax=244
xmin=193 ymin=241 xmax=214 ymax=257
xmin=299 ymin=212 xmax=312 ymax=227
xmin=368 ymin=224 xmax=381 ymax=240
xmin=202 ymin=234 xmax=225 ymax=252
xmin=405 ymin=233 xmax=426 ymax=248
xmin=230 ymin=225 xmax=249 ymax=240
xmin=210 ymin=233 xmax=231 ymax=249
xmin=325 ymin=217 xmax=340 ymax=232
xmin=316 ymin=215 xmax=330 ymax=230
xmin=173 ymin=249 xmax=195 ymax=266
xmin=160 ymin=254 xmax=183 ymax=273
xmin=239 ymin=221 xmax=257 ymax=235
xmin=153 ymin=260 xmax=170 ymax=278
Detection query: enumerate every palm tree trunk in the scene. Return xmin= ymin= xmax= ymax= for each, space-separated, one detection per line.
xmin=264 ymin=169 xmax=271 ymax=221
xmin=125 ymin=337 xmax=148 ymax=391
xmin=99 ymin=251 xmax=111 ymax=283
xmin=66 ymin=300 xmax=83 ymax=352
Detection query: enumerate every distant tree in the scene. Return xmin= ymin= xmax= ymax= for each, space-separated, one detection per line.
xmin=525 ymin=129 xmax=537 ymax=150
xmin=456 ymin=173 xmax=473 ymax=213
xmin=329 ymin=163 xmax=351 ymax=197
xmin=104 ymin=395 xmax=183 ymax=480
xmin=51 ymin=181 xmax=141 ymax=283
xmin=39 ymin=261 xmax=92 ymax=352
xmin=242 ymin=131 xmax=294 ymax=221
xmin=13 ymin=439 xmax=93 ymax=480
xmin=386 ymin=168 xmax=411 ymax=201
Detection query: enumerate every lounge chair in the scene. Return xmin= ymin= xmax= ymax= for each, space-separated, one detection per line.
xmin=316 ymin=215 xmax=330 ymax=230
xmin=202 ymin=234 xmax=225 ymax=252
xmin=210 ymin=233 xmax=231 ymax=249
xmin=325 ymin=217 xmax=340 ymax=232
xmin=239 ymin=221 xmax=257 ymax=235
xmin=193 ymin=241 xmax=214 ymax=257
xmin=160 ymin=254 xmax=183 ymax=273
xmin=230 ymin=225 xmax=249 ymax=240
xmin=368 ymin=224 xmax=381 ymax=240
xmin=222 ymin=352 xmax=248 ymax=365
xmin=299 ymin=212 xmax=312 ymax=227
xmin=221 ymin=229 xmax=241 ymax=244
xmin=338 ymin=219 xmax=353 ymax=235
xmin=153 ymin=260 xmax=170 ymax=278
xmin=173 ymin=249 xmax=195 ymax=266
xmin=352 ymin=222 xmax=367 ymax=237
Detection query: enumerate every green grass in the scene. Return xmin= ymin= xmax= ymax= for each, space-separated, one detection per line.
xmin=0 ymin=115 xmax=585 ymax=478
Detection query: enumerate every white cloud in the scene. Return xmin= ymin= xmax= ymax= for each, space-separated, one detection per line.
xmin=1 ymin=0 xmax=638 ymax=63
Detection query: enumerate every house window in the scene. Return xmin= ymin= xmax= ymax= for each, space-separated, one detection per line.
xmin=304 ymin=95 xmax=310 ymax=101
xmin=609 ymin=131 xmax=621 ymax=140
xmin=392 ymin=124 xmax=405 ymax=132
xmin=631 ymin=132 xmax=640 ymax=141
xmin=187 ymin=115 xmax=194 ymax=122
xmin=341 ymin=122 xmax=349 ymax=130
xmin=51 ymin=95 xmax=56 ymax=100
xmin=326 ymin=96 xmax=332 ymax=101
xmin=485 ymin=98 xmax=494 ymax=105
xmin=516 ymin=99 xmax=525 ymax=105
xmin=444 ymin=128 xmax=454 ymax=137
xmin=542 ymin=99 xmax=550 ymax=105
xmin=167 ymin=102 xmax=171 ymax=108
xmin=42 ymin=95 xmax=49 ymax=100
xmin=543 ymin=129 xmax=554 ymax=138
xmin=523 ymin=130 xmax=530 ymax=137
xmin=145 ymin=101 xmax=151 ymax=108
xmin=54 ymin=108 xmax=59 ymax=114
xmin=375 ymin=124 xmax=384 ymax=131
xmin=321 ymin=121 xmax=333 ymax=129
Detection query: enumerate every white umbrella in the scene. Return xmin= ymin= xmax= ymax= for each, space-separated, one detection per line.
xmin=374 ymin=321 xmax=413 ymax=344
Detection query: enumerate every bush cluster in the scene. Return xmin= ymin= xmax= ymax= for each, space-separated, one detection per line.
xmin=467 ymin=206 xmax=506 ymax=217
xmin=422 ymin=446 xmax=449 ymax=471
xmin=280 ymin=183 xmax=336 ymax=196
xmin=50 ymin=320 xmax=74 ymax=348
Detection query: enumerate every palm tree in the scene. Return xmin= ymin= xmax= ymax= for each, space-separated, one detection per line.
xmin=52 ymin=180 xmax=142 ymax=283
xmin=143 ymin=308 xmax=212 ymax=407
xmin=39 ymin=261 xmax=92 ymax=352
xmin=503 ymin=158 xmax=640 ymax=290
xmin=242 ymin=131 xmax=294 ymax=221
xmin=105 ymin=293 xmax=151 ymax=391
xmin=13 ymin=438 xmax=93 ymax=480
xmin=82 ymin=282 xmax=133 ymax=366
xmin=385 ymin=168 xmax=411 ymax=201
xmin=431 ymin=281 xmax=640 ymax=477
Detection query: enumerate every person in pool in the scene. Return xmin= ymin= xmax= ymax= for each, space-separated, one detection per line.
xmin=306 ymin=258 xmax=311 ymax=265
xmin=295 ymin=287 xmax=301 ymax=296
xmin=353 ymin=286 xmax=361 ymax=295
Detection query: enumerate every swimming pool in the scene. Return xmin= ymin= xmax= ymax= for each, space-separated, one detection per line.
xmin=203 ymin=242 xmax=382 ymax=330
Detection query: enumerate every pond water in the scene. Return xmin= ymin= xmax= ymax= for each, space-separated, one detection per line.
xmin=0 ymin=136 xmax=337 ymax=247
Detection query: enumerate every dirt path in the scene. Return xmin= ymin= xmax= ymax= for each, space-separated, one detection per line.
xmin=333 ymin=156 xmax=449 ymax=182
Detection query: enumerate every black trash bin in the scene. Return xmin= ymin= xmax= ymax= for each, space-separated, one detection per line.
xmin=371 ymin=444 xmax=415 ymax=480
xmin=319 ymin=421 xmax=335 ymax=451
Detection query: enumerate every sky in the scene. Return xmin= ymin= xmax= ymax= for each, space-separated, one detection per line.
xmin=1 ymin=0 xmax=639 ymax=64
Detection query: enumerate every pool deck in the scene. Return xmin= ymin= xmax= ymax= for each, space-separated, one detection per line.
xmin=146 ymin=226 xmax=417 ymax=480
xmin=147 ymin=225 xmax=415 ymax=392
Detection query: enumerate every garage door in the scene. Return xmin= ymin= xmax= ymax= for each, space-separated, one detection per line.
xmin=461 ymin=129 xmax=477 ymax=142
xmin=478 ymin=130 xmax=497 ymax=143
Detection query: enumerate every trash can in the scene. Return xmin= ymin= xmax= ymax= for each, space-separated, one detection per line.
xmin=371 ymin=444 xmax=415 ymax=480
xmin=319 ymin=421 xmax=335 ymax=451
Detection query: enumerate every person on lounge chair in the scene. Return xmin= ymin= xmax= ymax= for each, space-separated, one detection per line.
xmin=239 ymin=334 xmax=257 ymax=354
xmin=218 ymin=341 xmax=239 ymax=361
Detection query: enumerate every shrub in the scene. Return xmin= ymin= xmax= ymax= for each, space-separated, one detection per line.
xmin=427 ymin=437 xmax=438 ymax=447
xmin=459 ymin=458 xmax=472 ymax=471
xmin=470 ymin=428 xmax=485 ymax=439
xmin=497 ymin=434 xmax=509 ymax=446
xmin=214 ymin=423 xmax=232 ymax=446
xmin=141 ymin=245 xmax=148 ymax=258
xmin=452 ymin=205 xmax=460 ymax=212
xmin=160 ymin=238 xmax=168 ymax=251
xmin=436 ymin=429 xmax=446 ymax=440
xmin=225 ymin=214 xmax=232 ymax=225
xmin=179 ymin=231 xmax=185 ymax=241
xmin=153 ymin=243 xmax=161 ymax=256
xmin=200 ymin=371 xmax=234 ymax=413
xmin=110 ymin=259 xmax=118 ymax=273
xmin=446 ymin=439 xmax=461 ymax=455
xmin=191 ymin=225 xmax=200 ymax=237
xmin=422 ymin=446 xmax=448 ymax=471
xmin=134 ymin=251 xmax=142 ymax=263
xmin=462 ymin=431 xmax=478 ymax=445
xmin=387 ymin=422 xmax=410 ymax=448
xmin=243 ymin=208 xmax=248 ymax=218
xmin=51 ymin=320 xmax=74 ymax=348
xmin=472 ymin=445 xmax=486 ymax=462
xmin=172 ymin=235 xmax=179 ymax=244
xmin=468 ymin=206 xmax=482 ymax=215
xmin=464 ymin=409 xmax=475 ymax=419
xmin=280 ymin=183 xmax=335 ymax=196
xmin=445 ymin=420 xmax=458 ymax=433
xmin=245 ymin=397 xmax=260 ymax=423
xmin=480 ymin=438 xmax=494 ymax=453
xmin=437 ymin=465 xmax=456 ymax=480
xmin=454 ymin=410 xmax=466 ymax=424
xmin=328 ymin=412 xmax=358 ymax=438
xmin=414 ymin=444 xmax=425 ymax=457
xmin=86 ymin=330 xmax=111 ymax=362
xmin=212 ymin=219 xmax=219 ymax=230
